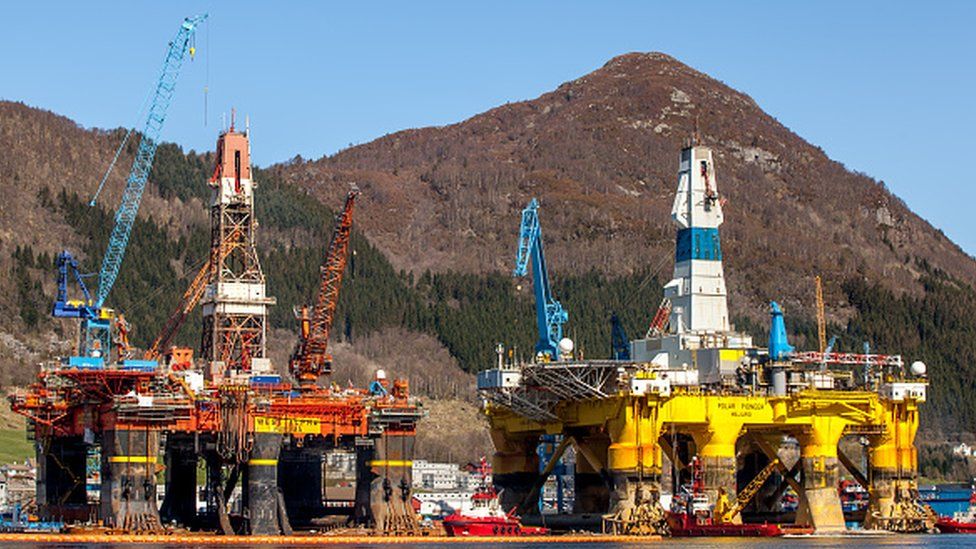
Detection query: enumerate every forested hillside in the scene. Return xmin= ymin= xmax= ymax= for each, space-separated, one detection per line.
xmin=3 ymin=52 xmax=976 ymax=446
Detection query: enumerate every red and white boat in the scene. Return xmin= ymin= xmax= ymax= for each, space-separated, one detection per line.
xmin=666 ymin=456 xmax=784 ymax=537
xmin=442 ymin=458 xmax=549 ymax=537
xmin=936 ymin=485 xmax=976 ymax=533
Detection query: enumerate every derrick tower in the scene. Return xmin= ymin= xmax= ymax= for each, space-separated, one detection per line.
xmin=200 ymin=123 xmax=275 ymax=380
xmin=668 ymin=145 xmax=728 ymax=333
xmin=631 ymin=144 xmax=752 ymax=374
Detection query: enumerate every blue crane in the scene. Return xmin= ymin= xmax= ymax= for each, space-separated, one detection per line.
xmin=610 ymin=312 xmax=631 ymax=360
xmin=93 ymin=14 xmax=207 ymax=308
xmin=52 ymin=250 xmax=95 ymax=319
xmin=513 ymin=198 xmax=568 ymax=360
xmin=54 ymin=15 xmax=206 ymax=360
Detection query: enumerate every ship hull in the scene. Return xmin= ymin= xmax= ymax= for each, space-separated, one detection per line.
xmin=442 ymin=515 xmax=549 ymax=537
xmin=936 ymin=518 xmax=976 ymax=533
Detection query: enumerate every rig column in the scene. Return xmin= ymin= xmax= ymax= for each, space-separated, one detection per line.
xmin=245 ymin=432 xmax=287 ymax=535
xmin=573 ymin=432 xmax=610 ymax=513
xmin=865 ymin=402 xmax=928 ymax=532
xmin=100 ymin=428 xmax=161 ymax=531
xmin=796 ymin=416 xmax=846 ymax=532
xmin=37 ymin=435 xmax=89 ymax=522
xmin=367 ymin=431 xmax=419 ymax=534
xmin=692 ymin=422 xmax=740 ymax=522
xmin=605 ymin=399 xmax=664 ymax=534
xmin=160 ymin=433 xmax=198 ymax=527
xmin=278 ymin=443 xmax=326 ymax=526
xmin=489 ymin=428 xmax=541 ymax=515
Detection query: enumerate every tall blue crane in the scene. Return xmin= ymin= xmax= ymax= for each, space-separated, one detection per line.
xmin=93 ymin=14 xmax=207 ymax=308
xmin=513 ymin=198 xmax=568 ymax=360
xmin=55 ymin=14 xmax=206 ymax=361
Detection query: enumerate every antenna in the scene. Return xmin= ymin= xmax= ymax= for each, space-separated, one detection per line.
xmin=204 ymin=17 xmax=209 ymax=126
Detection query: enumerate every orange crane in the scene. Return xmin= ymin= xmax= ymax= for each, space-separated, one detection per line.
xmin=815 ymin=275 xmax=826 ymax=354
xmin=144 ymin=258 xmax=213 ymax=362
xmin=290 ymin=190 xmax=359 ymax=388
xmin=145 ymin=224 xmax=239 ymax=363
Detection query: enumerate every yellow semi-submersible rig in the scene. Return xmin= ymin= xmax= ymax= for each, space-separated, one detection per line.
xmin=478 ymin=143 xmax=931 ymax=535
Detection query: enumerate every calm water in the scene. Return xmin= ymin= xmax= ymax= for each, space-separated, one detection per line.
xmin=6 ymin=537 xmax=976 ymax=549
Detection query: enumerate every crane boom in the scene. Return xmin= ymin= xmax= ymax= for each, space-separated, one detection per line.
xmin=144 ymin=259 xmax=212 ymax=360
xmin=290 ymin=190 xmax=359 ymax=386
xmin=94 ymin=14 xmax=207 ymax=307
xmin=815 ymin=275 xmax=826 ymax=353
xmin=513 ymin=198 xmax=568 ymax=360
xmin=715 ymin=458 xmax=779 ymax=524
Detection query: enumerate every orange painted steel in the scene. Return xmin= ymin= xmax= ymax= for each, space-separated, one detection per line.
xmin=10 ymin=372 xmax=415 ymax=440
xmin=144 ymin=259 xmax=213 ymax=361
xmin=290 ymin=190 xmax=358 ymax=386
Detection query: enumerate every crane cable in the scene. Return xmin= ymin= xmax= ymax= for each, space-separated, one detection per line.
xmin=89 ymin=84 xmax=155 ymax=207
xmin=91 ymin=16 xmax=210 ymax=206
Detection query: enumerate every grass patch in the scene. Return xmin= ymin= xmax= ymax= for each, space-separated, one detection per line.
xmin=0 ymin=429 xmax=33 ymax=464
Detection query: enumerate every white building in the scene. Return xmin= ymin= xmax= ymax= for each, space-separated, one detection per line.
xmin=953 ymin=443 xmax=974 ymax=457
xmin=411 ymin=460 xmax=488 ymax=518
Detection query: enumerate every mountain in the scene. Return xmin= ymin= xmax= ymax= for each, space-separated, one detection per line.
xmin=2 ymin=52 xmax=976 ymax=447
xmin=276 ymin=52 xmax=976 ymax=323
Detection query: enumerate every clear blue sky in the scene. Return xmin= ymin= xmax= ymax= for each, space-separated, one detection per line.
xmin=2 ymin=2 xmax=973 ymax=255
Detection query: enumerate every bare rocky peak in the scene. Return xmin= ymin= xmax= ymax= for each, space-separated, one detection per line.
xmin=278 ymin=52 xmax=976 ymax=323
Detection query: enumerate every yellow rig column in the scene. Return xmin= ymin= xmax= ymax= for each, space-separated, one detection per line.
xmin=689 ymin=397 xmax=742 ymax=523
xmin=605 ymin=399 xmax=664 ymax=533
xmin=865 ymin=400 xmax=929 ymax=531
xmin=795 ymin=415 xmax=847 ymax=532
xmin=489 ymin=428 xmax=541 ymax=513
xmin=690 ymin=421 xmax=741 ymax=523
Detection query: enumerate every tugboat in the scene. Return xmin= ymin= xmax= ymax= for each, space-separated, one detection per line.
xmin=667 ymin=456 xmax=784 ymax=537
xmin=442 ymin=458 xmax=549 ymax=537
xmin=935 ymin=482 xmax=976 ymax=533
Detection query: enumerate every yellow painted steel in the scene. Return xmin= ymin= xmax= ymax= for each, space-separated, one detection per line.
xmin=247 ymin=458 xmax=278 ymax=466
xmin=254 ymin=415 xmax=320 ymax=434
xmin=367 ymin=460 xmax=413 ymax=467
xmin=486 ymin=386 xmax=923 ymax=532
xmin=487 ymin=390 xmax=896 ymax=438
xmin=108 ymin=456 xmax=157 ymax=463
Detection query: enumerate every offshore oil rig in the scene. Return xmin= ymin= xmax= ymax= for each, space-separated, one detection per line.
xmin=7 ymin=16 xmax=421 ymax=535
xmin=479 ymin=143 xmax=931 ymax=535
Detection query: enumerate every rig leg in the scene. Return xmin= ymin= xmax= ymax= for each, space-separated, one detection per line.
xmin=37 ymin=435 xmax=89 ymax=522
xmin=795 ymin=417 xmax=846 ymax=532
xmin=605 ymin=401 xmax=666 ymax=535
xmin=245 ymin=432 xmax=288 ymax=535
xmin=100 ymin=429 xmax=162 ymax=532
xmin=489 ymin=429 xmax=541 ymax=515
xmin=864 ymin=404 xmax=932 ymax=532
xmin=692 ymin=424 xmax=740 ymax=524
xmin=278 ymin=443 xmax=326 ymax=527
xmin=205 ymin=452 xmax=234 ymax=535
xmin=368 ymin=431 xmax=419 ymax=535
xmin=353 ymin=442 xmax=376 ymax=526
xmin=573 ymin=433 xmax=611 ymax=513
xmin=160 ymin=433 xmax=198 ymax=527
